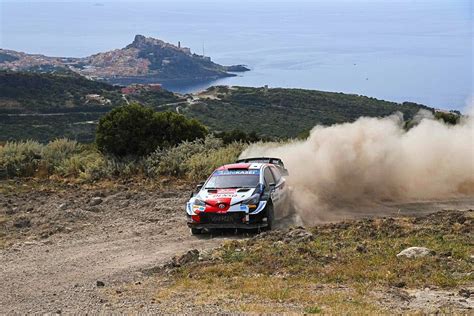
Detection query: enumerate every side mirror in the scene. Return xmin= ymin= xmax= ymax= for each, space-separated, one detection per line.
xmin=191 ymin=181 xmax=205 ymax=198
xmin=269 ymin=183 xmax=276 ymax=190
xmin=196 ymin=181 xmax=205 ymax=191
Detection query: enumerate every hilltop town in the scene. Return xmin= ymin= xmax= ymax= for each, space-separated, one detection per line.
xmin=0 ymin=35 xmax=249 ymax=84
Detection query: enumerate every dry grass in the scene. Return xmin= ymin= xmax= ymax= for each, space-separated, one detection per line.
xmin=0 ymin=214 xmax=10 ymax=249
xmin=0 ymin=214 xmax=8 ymax=225
xmin=156 ymin=276 xmax=383 ymax=313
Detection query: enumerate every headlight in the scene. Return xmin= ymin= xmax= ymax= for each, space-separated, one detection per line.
xmin=193 ymin=199 xmax=206 ymax=206
xmin=242 ymin=194 xmax=260 ymax=205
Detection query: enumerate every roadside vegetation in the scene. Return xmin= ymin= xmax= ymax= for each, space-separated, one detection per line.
xmin=0 ymin=100 xmax=464 ymax=183
xmin=0 ymin=136 xmax=246 ymax=182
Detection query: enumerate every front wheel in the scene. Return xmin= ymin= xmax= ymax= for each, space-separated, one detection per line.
xmin=191 ymin=228 xmax=202 ymax=235
xmin=265 ymin=204 xmax=275 ymax=231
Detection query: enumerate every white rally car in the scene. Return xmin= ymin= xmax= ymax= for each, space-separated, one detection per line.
xmin=186 ymin=157 xmax=290 ymax=235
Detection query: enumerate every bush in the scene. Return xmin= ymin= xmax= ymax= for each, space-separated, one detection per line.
xmin=435 ymin=111 xmax=460 ymax=125
xmin=0 ymin=140 xmax=43 ymax=177
xmin=186 ymin=142 xmax=246 ymax=181
xmin=146 ymin=135 xmax=223 ymax=177
xmin=56 ymin=150 xmax=106 ymax=179
xmin=0 ymin=136 xmax=246 ymax=181
xmin=96 ymin=103 xmax=208 ymax=157
xmin=57 ymin=152 xmax=147 ymax=180
xmin=42 ymin=138 xmax=81 ymax=172
xmin=214 ymin=129 xmax=265 ymax=144
xmin=101 ymin=156 xmax=146 ymax=179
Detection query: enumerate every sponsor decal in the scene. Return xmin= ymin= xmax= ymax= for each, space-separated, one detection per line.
xmin=192 ymin=205 xmax=205 ymax=212
xmin=217 ymin=188 xmax=237 ymax=193
xmin=214 ymin=170 xmax=260 ymax=176
xmin=206 ymin=188 xmax=238 ymax=198
xmin=240 ymin=204 xmax=249 ymax=212
xmin=212 ymin=193 xmax=238 ymax=198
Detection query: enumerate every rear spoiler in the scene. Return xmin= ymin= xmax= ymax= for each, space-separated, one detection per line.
xmin=236 ymin=157 xmax=289 ymax=176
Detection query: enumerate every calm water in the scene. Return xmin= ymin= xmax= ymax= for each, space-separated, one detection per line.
xmin=1 ymin=0 xmax=472 ymax=110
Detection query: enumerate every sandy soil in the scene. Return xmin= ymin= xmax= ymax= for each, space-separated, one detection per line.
xmin=0 ymin=182 xmax=473 ymax=313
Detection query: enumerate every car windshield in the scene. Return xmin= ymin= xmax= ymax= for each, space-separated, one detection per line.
xmin=205 ymin=170 xmax=260 ymax=189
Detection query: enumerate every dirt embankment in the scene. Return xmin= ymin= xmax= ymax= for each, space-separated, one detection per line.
xmin=0 ymin=180 xmax=473 ymax=314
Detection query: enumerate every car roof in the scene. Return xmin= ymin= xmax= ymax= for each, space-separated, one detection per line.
xmin=216 ymin=162 xmax=266 ymax=171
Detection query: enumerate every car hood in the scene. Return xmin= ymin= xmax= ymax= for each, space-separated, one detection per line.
xmin=196 ymin=187 xmax=257 ymax=206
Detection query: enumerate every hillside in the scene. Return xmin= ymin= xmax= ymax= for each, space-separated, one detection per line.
xmin=0 ymin=72 xmax=434 ymax=142
xmin=0 ymin=71 xmax=123 ymax=113
xmin=0 ymin=71 xmax=181 ymax=142
xmin=182 ymin=86 xmax=433 ymax=137
xmin=0 ymin=35 xmax=249 ymax=85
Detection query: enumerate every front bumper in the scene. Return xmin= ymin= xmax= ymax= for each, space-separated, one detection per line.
xmin=187 ymin=222 xmax=268 ymax=230
xmin=186 ymin=200 xmax=268 ymax=230
xmin=186 ymin=210 xmax=268 ymax=230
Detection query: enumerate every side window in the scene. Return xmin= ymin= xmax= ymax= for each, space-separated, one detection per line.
xmin=264 ymin=167 xmax=275 ymax=185
xmin=270 ymin=166 xmax=282 ymax=184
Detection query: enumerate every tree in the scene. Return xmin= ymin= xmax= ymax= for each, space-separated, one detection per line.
xmin=434 ymin=111 xmax=460 ymax=125
xmin=96 ymin=103 xmax=207 ymax=156
xmin=214 ymin=129 xmax=265 ymax=144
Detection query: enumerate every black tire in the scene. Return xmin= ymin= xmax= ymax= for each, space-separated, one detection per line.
xmin=265 ymin=203 xmax=275 ymax=231
xmin=191 ymin=228 xmax=202 ymax=235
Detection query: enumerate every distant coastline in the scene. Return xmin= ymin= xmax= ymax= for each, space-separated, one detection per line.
xmin=0 ymin=35 xmax=250 ymax=86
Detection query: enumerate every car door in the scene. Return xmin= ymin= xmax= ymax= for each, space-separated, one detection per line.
xmin=269 ymin=165 xmax=290 ymax=218
xmin=264 ymin=166 xmax=283 ymax=219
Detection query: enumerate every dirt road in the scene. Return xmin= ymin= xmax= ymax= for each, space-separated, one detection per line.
xmin=0 ymin=184 xmax=240 ymax=313
xmin=1 ymin=183 xmax=473 ymax=313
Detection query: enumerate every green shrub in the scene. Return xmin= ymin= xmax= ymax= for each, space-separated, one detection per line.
xmin=0 ymin=140 xmax=43 ymax=177
xmin=148 ymin=135 xmax=223 ymax=177
xmin=101 ymin=156 xmax=146 ymax=179
xmin=144 ymin=148 xmax=164 ymax=177
xmin=435 ymin=111 xmax=460 ymax=125
xmin=186 ymin=142 xmax=246 ymax=181
xmin=214 ymin=129 xmax=268 ymax=144
xmin=42 ymin=138 xmax=81 ymax=172
xmin=57 ymin=152 xmax=147 ymax=180
xmin=0 ymin=135 xmax=246 ymax=181
xmin=96 ymin=103 xmax=208 ymax=157
xmin=56 ymin=150 xmax=106 ymax=179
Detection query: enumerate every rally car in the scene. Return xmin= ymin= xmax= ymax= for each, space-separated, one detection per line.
xmin=186 ymin=157 xmax=290 ymax=235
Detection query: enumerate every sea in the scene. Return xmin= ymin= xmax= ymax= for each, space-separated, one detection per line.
xmin=1 ymin=0 xmax=472 ymax=111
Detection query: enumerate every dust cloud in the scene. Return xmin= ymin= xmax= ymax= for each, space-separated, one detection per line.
xmin=241 ymin=109 xmax=474 ymax=223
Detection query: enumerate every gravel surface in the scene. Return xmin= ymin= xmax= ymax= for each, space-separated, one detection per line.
xmin=0 ymin=184 xmax=235 ymax=313
xmin=1 ymin=183 xmax=473 ymax=313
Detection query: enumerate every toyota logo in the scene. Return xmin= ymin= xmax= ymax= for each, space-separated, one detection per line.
xmin=218 ymin=203 xmax=226 ymax=209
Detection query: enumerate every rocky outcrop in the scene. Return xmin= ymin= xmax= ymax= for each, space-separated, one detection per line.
xmin=396 ymin=247 xmax=434 ymax=258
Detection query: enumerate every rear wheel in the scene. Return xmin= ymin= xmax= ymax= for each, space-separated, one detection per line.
xmin=191 ymin=228 xmax=202 ymax=235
